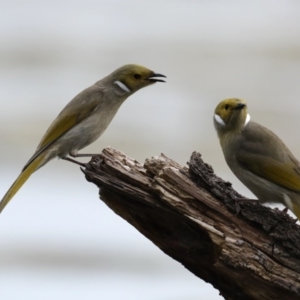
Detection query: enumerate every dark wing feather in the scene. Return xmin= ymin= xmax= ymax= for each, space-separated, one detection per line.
xmin=236 ymin=122 xmax=300 ymax=192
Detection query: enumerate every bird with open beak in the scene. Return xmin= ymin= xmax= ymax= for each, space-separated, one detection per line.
xmin=0 ymin=64 xmax=166 ymax=213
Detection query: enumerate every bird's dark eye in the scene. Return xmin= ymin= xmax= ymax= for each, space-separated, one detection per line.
xmin=224 ymin=104 xmax=229 ymax=110
xmin=134 ymin=74 xmax=141 ymax=79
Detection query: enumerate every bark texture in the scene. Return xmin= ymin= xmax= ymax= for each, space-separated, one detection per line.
xmin=82 ymin=147 xmax=300 ymax=300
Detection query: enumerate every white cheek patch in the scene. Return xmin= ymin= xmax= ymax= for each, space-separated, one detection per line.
xmin=244 ymin=113 xmax=251 ymax=126
xmin=114 ymin=80 xmax=131 ymax=93
xmin=214 ymin=114 xmax=225 ymax=126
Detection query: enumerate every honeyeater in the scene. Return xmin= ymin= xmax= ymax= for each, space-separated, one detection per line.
xmin=214 ymin=98 xmax=300 ymax=219
xmin=1 ymin=64 xmax=166 ymax=213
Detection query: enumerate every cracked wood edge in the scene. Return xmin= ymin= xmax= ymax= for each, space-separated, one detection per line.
xmin=82 ymin=147 xmax=300 ymax=300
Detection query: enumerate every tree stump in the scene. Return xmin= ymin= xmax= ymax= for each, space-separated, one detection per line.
xmin=81 ymin=147 xmax=300 ymax=300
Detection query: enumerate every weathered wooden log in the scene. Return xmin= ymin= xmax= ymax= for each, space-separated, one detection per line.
xmin=82 ymin=147 xmax=300 ymax=300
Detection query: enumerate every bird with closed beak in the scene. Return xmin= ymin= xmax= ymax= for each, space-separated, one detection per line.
xmin=214 ymin=98 xmax=300 ymax=219
xmin=1 ymin=64 xmax=166 ymax=213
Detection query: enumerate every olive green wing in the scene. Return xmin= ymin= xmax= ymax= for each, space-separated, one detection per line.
xmin=23 ymin=88 xmax=102 ymax=170
xmin=38 ymin=101 xmax=100 ymax=150
xmin=236 ymin=152 xmax=300 ymax=193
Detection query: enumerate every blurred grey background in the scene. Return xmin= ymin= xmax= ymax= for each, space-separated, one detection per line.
xmin=1 ymin=0 xmax=300 ymax=299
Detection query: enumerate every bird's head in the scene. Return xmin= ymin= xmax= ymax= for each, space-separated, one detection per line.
xmin=214 ymin=98 xmax=250 ymax=137
xmin=110 ymin=64 xmax=166 ymax=95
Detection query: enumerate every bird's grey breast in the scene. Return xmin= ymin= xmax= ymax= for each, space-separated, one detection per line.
xmin=54 ymin=85 xmax=126 ymax=156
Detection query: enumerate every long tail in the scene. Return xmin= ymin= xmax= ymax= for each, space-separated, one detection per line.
xmin=0 ymin=153 xmax=47 ymax=213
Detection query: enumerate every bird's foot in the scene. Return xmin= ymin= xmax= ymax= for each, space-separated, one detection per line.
xmin=278 ymin=207 xmax=298 ymax=223
xmin=62 ymin=157 xmax=87 ymax=167
xmin=69 ymin=153 xmax=98 ymax=158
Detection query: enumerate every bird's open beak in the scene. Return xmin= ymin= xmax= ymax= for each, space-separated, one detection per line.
xmin=236 ymin=103 xmax=246 ymax=110
xmin=148 ymin=73 xmax=166 ymax=83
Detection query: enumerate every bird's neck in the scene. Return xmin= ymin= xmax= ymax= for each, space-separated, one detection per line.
xmin=219 ymin=124 xmax=246 ymax=159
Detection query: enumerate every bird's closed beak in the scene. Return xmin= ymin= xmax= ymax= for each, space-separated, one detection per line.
xmin=148 ymin=73 xmax=166 ymax=83
xmin=236 ymin=103 xmax=246 ymax=110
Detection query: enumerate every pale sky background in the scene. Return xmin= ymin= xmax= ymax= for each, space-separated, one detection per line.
xmin=1 ymin=1 xmax=300 ymax=299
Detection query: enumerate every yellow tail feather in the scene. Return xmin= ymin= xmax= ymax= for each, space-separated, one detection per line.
xmin=293 ymin=202 xmax=300 ymax=221
xmin=0 ymin=153 xmax=47 ymax=213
